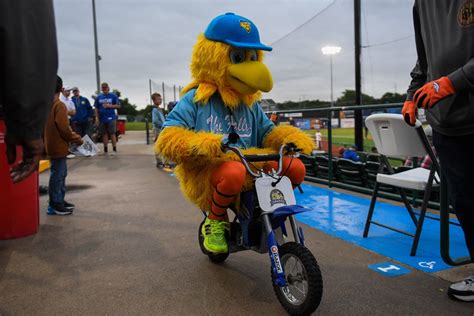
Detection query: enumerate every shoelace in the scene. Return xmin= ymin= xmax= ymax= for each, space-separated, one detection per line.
xmin=211 ymin=221 xmax=229 ymax=236
xmin=463 ymin=277 xmax=474 ymax=285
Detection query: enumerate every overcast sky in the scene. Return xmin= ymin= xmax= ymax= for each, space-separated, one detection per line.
xmin=54 ymin=0 xmax=417 ymax=108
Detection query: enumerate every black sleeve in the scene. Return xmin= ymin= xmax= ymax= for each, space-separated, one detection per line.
xmin=449 ymin=58 xmax=474 ymax=91
xmin=406 ymin=3 xmax=428 ymax=101
xmin=0 ymin=0 xmax=58 ymax=140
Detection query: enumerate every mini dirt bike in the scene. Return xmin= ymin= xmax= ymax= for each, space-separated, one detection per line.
xmin=198 ymin=143 xmax=323 ymax=315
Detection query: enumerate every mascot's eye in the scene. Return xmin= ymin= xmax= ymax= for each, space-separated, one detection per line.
xmin=230 ymin=49 xmax=246 ymax=64
xmin=248 ymin=50 xmax=257 ymax=61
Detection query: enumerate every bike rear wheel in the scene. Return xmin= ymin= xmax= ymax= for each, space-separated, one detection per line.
xmin=272 ymin=242 xmax=323 ymax=315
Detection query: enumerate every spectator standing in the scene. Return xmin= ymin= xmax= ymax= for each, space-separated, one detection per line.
xmin=60 ymin=86 xmax=76 ymax=117
xmin=0 ymin=0 xmax=58 ymax=183
xmin=342 ymin=144 xmax=360 ymax=162
xmin=315 ymin=129 xmax=322 ymax=149
xmin=151 ymin=93 xmax=165 ymax=141
xmin=151 ymin=93 xmax=166 ymax=167
xmin=94 ymin=82 xmax=120 ymax=154
xmin=401 ymin=0 xmax=474 ymax=301
xmin=44 ymin=76 xmax=83 ymax=215
xmin=71 ymin=87 xmax=93 ymax=137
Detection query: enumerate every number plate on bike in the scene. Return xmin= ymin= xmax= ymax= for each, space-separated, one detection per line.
xmin=255 ymin=176 xmax=296 ymax=212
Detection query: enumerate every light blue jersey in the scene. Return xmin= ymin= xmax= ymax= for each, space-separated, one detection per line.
xmin=164 ymin=89 xmax=274 ymax=148
xmin=152 ymin=107 xmax=165 ymax=129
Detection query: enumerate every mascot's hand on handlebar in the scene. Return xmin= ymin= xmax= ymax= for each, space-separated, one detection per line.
xmin=263 ymin=125 xmax=315 ymax=155
xmin=413 ymin=76 xmax=455 ymax=109
xmin=189 ymin=131 xmax=224 ymax=159
xmin=284 ymin=142 xmax=300 ymax=153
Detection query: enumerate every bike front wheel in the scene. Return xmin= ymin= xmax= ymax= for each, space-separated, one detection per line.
xmin=272 ymin=242 xmax=323 ymax=315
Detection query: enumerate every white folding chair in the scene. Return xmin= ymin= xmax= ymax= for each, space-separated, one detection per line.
xmin=363 ymin=114 xmax=440 ymax=256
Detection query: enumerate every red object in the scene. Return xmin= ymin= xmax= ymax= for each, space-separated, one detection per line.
xmin=0 ymin=120 xmax=39 ymax=239
xmin=413 ymin=76 xmax=455 ymax=109
xmin=117 ymin=119 xmax=126 ymax=135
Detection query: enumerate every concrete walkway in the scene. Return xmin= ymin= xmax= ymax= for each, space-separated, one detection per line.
xmin=0 ymin=131 xmax=472 ymax=315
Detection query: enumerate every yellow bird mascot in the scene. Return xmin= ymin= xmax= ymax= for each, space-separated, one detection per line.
xmin=156 ymin=13 xmax=314 ymax=254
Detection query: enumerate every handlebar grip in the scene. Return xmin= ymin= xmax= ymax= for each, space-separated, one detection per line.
xmin=284 ymin=142 xmax=300 ymax=153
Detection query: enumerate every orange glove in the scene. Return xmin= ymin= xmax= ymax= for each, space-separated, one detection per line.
xmin=413 ymin=76 xmax=455 ymax=109
xmin=401 ymin=100 xmax=417 ymax=126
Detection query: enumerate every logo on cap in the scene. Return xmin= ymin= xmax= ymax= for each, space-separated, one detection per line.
xmin=240 ymin=20 xmax=251 ymax=33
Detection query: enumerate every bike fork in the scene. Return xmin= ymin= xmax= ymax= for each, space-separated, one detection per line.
xmin=263 ymin=214 xmax=287 ymax=287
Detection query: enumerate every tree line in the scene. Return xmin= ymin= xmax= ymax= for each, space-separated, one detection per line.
xmin=275 ymin=89 xmax=407 ymax=111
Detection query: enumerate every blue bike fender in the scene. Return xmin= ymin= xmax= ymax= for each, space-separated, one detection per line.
xmin=269 ymin=205 xmax=310 ymax=228
xmin=272 ymin=205 xmax=311 ymax=218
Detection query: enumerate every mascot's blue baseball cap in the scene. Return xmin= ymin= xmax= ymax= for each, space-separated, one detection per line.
xmin=204 ymin=12 xmax=272 ymax=51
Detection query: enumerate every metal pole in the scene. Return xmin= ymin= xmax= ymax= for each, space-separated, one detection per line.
xmin=162 ymin=82 xmax=165 ymax=108
xmin=145 ymin=119 xmax=150 ymax=145
xmin=330 ymin=55 xmax=334 ymax=109
xmin=92 ymin=0 xmax=101 ymax=93
xmin=327 ymin=109 xmax=333 ymax=187
xmin=173 ymin=85 xmax=176 ymax=102
xmin=149 ymin=79 xmax=152 ymax=105
xmin=354 ymin=0 xmax=363 ymax=151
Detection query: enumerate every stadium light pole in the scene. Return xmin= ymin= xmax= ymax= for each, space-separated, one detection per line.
xmin=92 ymin=0 xmax=101 ymax=93
xmin=322 ymin=46 xmax=341 ymax=115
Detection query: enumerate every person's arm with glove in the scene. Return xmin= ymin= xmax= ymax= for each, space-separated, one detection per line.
xmin=414 ymin=59 xmax=474 ymax=109
xmin=406 ymin=3 xmax=474 ymax=125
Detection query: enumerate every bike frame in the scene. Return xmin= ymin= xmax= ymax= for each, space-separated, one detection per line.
xmin=225 ymin=144 xmax=313 ymax=287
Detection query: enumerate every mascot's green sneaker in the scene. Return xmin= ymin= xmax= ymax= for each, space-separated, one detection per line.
xmin=202 ymin=217 xmax=229 ymax=253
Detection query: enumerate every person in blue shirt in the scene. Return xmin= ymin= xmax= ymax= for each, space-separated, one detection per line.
xmin=151 ymin=93 xmax=165 ymax=141
xmin=71 ymin=87 xmax=93 ymax=137
xmin=94 ymin=82 xmax=120 ymax=153
xmin=151 ymin=93 xmax=166 ymax=167
xmin=342 ymin=144 xmax=361 ymax=162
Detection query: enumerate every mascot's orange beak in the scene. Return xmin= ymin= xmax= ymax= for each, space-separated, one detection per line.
xmin=227 ymin=61 xmax=273 ymax=95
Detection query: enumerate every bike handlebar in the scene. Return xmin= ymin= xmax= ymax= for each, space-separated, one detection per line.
xmin=222 ymin=143 xmax=298 ymax=177
xmin=242 ymin=154 xmax=281 ymax=162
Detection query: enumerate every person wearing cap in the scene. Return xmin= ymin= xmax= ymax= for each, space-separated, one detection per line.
xmin=401 ymin=0 xmax=474 ymax=301
xmin=156 ymin=13 xmax=314 ymax=254
xmin=71 ymin=87 xmax=93 ymax=137
xmin=94 ymin=82 xmax=120 ymax=154
xmin=60 ymin=86 xmax=76 ymax=117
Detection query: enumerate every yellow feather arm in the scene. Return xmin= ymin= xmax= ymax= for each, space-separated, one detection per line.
xmin=155 ymin=126 xmax=224 ymax=164
xmin=263 ymin=125 xmax=315 ymax=155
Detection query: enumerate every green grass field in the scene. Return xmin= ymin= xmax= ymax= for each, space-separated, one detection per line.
xmin=125 ymin=122 xmax=147 ymax=131
xmin=304 ymin=128 xmax=375 ymax=151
